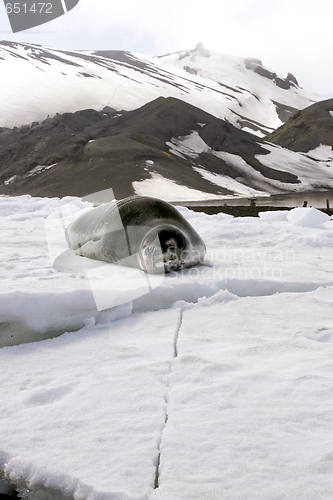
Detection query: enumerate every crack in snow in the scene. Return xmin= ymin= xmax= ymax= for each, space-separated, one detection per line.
xmin=154 ymin=307 xmax=184 ymax=490
xmin=174 ymin=307 xmax=184 ymax=358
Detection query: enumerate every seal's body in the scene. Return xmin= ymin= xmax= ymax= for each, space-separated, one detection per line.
xmin=65 ymin=195 xmax=206 ymax=273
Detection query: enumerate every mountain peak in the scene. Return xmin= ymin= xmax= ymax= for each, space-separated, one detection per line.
xmin=194 ymin=42 xmax=210 ymax=57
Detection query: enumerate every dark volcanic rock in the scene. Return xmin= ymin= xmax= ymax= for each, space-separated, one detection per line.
xmin=0 ymin=108 xmax=109 ymax=179
xmin=244 ymin=58 xmax=298 ymax=90
xmin=0 ymin=97 xmax=300 ymax=199
xmin=267 ymin=98 xmax=333 ymax=152
xmin=0 ymin=98 xmax=229 ymax=198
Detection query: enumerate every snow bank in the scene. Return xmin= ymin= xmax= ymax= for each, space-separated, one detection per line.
xmin=1 ymin=195 xmax=333 ymax=499
xmin=306 ymin=144 xmax=333 ymax=163
xmin=256 ymin=143 xmax=333 ymax=190
xmin=133 ymin=171 xmax=224 ymax=201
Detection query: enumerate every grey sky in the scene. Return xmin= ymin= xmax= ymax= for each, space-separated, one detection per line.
xmin=0 ymin=0 xmax=332 ymax=98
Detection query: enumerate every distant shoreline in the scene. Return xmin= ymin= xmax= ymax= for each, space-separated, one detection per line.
xmin=184 ymin=204 xmax=333 ymax=218
xmin=171 ymin=190 xmax=333 ymax=217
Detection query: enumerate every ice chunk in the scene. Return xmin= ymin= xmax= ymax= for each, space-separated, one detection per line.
xmin=287 ymin=207 xmax=331 ymax=227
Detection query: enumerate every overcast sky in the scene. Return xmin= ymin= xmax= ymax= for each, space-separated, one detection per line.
xmin=0 ymin=0 xmax=332 ymax=98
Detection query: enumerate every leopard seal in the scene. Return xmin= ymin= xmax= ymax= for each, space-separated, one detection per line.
xmin=65 ymin=195 xmax=206 ymax=273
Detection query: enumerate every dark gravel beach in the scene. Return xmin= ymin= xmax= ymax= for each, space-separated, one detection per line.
xmin=186 ymin=204 xmax=333 ymax=217
xmin=178 ymin=190 xmax=333 ymax=217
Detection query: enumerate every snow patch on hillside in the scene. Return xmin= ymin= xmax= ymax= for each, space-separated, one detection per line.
xmin=132 ymin=171 xmax=223 ymax=201
xmin=166 ymin=131 xmax=210 ymax=158
xmin=256 ymin=144 xmax=333 ymax=188
xmin=193 ymin=166 xmax=268 ymax=198
xmin=165 ymin=130 xmax=333 ymax=195
xmin=306 ymin=144 xmax=333 ymax=165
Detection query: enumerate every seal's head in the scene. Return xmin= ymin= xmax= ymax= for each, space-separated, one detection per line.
xmin=140 ymin=224 xmax=203 ymax=274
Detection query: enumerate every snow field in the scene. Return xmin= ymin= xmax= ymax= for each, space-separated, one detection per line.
xmin=152 ymin=289 xmax=333 ymax=500
xmin=0 ymin=195 xmax=333 ymax=499
xmin=0 ymin=308 xmax=179 ymax=499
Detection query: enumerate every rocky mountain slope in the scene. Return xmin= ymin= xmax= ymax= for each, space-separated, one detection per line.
xmin=1 ymin=97 xmax=333 ymax=200
xmin=267 ymin=98 xmax=333 ymax=165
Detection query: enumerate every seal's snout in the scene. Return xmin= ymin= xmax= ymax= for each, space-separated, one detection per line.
xmin=158 ymin=228 xmax=188 ymax=272
xmin=163 ymin=237 xmax=183 ymax=272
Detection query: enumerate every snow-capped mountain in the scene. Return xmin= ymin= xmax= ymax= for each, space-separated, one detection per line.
xmin=1 ymin=40 xmax=332 ymax=201
xmin=0 ymin=41 xmax=318 ymax=134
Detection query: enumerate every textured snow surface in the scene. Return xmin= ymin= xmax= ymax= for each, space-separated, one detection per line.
xmin=0 ymin=195 xmax=333 ymax=500
xmin=0 ymin=309 xmax=177 ymax=500
xmin=149 ymin=289 xmax=333 ymax=500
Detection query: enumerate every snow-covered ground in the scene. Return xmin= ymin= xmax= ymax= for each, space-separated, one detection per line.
xmin=1 ymin=195 xmax=333 ymax=500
